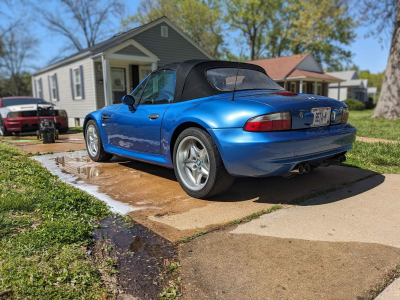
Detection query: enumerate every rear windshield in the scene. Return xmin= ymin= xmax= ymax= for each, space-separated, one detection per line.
xmin=206 ymin=68 xmax=284 ymax=91
xmin=1 ymin=98 xmax=47 ymax=107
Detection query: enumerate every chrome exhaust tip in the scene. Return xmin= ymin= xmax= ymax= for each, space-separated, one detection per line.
xmin=304 ymin=164 xmax=311 ymax=174
xmin=298 ymin=165 xmax=304 ymax=174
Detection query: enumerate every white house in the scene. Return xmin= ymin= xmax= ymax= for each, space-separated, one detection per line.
xmin=31 ymin=17 xmax=213 ymax=127
xmin=327 ymin=70 xmax=370 ymax=102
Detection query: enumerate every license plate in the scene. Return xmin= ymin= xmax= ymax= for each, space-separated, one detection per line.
xmin=311 ymin=107 xmax=331 ymax=127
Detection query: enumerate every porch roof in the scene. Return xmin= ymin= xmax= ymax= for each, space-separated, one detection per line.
xmin=287 ymin=70 xmax=343 ymax=82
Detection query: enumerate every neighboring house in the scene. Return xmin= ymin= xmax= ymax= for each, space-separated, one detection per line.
xmin=31 ymin=17 xmax=213 ymax=127
xmin=327 ymin=70 xmax=370 ymax=102
xmin=367 ymin=87 xmax=378 ymax=103
xmin=247 ymin=53 xmax=342 ymax=96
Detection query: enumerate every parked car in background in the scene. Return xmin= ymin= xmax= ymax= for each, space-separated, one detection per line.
xmin=83 ymin=60 xmax=356 ymax=199
xmin=0 ymin=97 xmax=69 ymax=136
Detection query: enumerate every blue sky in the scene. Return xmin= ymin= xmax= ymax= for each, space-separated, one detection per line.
xmin=1 ymin=0 xmax=389 ymax=73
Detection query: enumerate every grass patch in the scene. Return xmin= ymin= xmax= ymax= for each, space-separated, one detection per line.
xmin=229 ymin=205 xmax=282 ymax=226
xmin=68 ymin=126 xmax=83 ymax=132
xmin=368 ymin=264 xmax=400 ymax=299
xmin=344 ymin=141 xmax=400 ymax=174
xmin=349 ymin=110 xmax=400 ymax=141
xmin=0 ymin=142 xmax=111 ymax=299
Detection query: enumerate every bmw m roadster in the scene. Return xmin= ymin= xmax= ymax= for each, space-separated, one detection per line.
xmin=84 ymin=60 xmax=356 ymax=198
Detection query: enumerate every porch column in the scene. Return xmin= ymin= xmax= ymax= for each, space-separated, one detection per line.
xmin=338 ymin=82 xmax=341 ymax=101
xmin=151 ymin=62 xmax=157 ymax=71
xmin=314 ymin=81 xmax=318 ymax=94
xmin=102 ymin=55 xmax=112 ymax=106
xmin=299 ymin=79 xmax=303 ymax=93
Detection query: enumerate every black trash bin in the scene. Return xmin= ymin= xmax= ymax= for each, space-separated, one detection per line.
xmin=40 ymin=119 xmax=56 ymax=144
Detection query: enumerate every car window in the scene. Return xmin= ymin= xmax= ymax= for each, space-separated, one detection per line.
xmin=140 ymin=70 xmax=176 ymax=105
xmin=131 ymin=76 xmax=150 ymax=105
xmin=1 ymin=98 xmax=47 ymax=107
xmin=206 ymin=68 xmax=284 ymax=91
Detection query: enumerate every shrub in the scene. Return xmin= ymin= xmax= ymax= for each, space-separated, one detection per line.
xmin=344 ymin=98 xmax=366 ymax=110
xmin=365 ymin=100 xmax=376 ymax=109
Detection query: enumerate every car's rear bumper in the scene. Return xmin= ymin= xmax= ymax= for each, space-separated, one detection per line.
xmin=4 ymin=116 xmax=68 ymax=132
xmin=208 ymin=123 xmax=356 ymax=177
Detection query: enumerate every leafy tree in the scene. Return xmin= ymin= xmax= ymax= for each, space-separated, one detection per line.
xmin=267 ymin=0 xmax=356 ymax=69
xmin=123 ymin=0 xmax=225 ymax=59
xmin=359 ymin=0 xmax=399 ymax=119
xmin=0 ymin=72 xmax=32 ymax=97
xmin=225 ymin=0 xmax=280 ymax=61
xmin=358 ymin=70 xmax=385 ymax=101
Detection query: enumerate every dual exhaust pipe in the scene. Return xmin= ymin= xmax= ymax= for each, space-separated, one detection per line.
xmin=291 ymin=163 xmax=311 ymax=174
xmin=289 ymin=154 xmax=346 ymax=175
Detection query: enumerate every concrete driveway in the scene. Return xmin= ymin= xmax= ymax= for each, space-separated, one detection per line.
xmin=10 ymin=136 xmax=400 ymax=299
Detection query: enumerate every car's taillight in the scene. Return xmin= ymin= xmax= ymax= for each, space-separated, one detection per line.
xmin=244 ymin=111 xmax=291 ymax=132
xmin=341 ymin=107 xmax=349 ymax=123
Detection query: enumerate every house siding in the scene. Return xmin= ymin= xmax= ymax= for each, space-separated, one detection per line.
xmin=32 ymin=57 xmax=95 ymax=127
xmin=132 ymin=22 xmax=210 ymax=66
xmin=296 ymin=55 xmax=323 ymax=73
xmin=115 ymin=45 xmax=147 ymax=56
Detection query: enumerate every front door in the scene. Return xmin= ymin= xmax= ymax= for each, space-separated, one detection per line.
xmin=111 ymin=68 xmax=126 ymax=104
xmin=110 ymin=69 xmax=176 ymax=154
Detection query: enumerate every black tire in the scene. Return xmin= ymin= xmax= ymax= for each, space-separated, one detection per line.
xmin=0 ymin=118 xmax=12 ymax=136
xmin=173 ymin=127 xmax=234 ymax=199
xmin=85 ymin=120 xmax=113 ymax=162
xmin=59 ymin=127 xmax=69 ymax=134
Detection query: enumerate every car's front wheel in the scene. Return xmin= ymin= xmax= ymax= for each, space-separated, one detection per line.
xmin=85 ymin=120 xmax=113 ymax=162
xmin=0 ymin=118 xmax=11 ymax=136
xmin=173 ymin=127 xmax=234 ymax=199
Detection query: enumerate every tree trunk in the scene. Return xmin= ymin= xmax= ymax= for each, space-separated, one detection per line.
xmin=373 ymin=2 xmax=400 ymax=119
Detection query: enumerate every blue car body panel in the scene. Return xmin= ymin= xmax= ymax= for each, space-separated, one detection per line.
xmin=84 ymin=89 xmax=356 ymax=176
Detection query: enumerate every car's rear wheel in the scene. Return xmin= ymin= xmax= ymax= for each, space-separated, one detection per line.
xmin=0 ymin=118 xmax=11 ymax=136
xmin=173 ymin=127 xmax=234 ymax=199
xmin=85 ymin=120 xmax=112 ymax=162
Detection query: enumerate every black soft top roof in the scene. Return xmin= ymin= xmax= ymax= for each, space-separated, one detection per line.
xmin=156 ymin=60 xmax=267 ymax=102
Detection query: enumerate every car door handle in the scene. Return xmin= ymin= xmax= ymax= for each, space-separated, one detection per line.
xmin=148 ymin=114 xmax=159 ymax=120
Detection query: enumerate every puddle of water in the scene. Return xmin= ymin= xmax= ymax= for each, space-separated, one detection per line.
xmin=95 ymin=216 xmax=177 ymax=299
xmin=34 ymin=151 xmax=138 ymax=214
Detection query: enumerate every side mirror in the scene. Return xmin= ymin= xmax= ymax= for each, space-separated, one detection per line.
xmin=121 ymin=95 xmax=135 ymax=106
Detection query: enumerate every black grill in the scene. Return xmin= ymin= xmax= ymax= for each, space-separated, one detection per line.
xmin=21 ymin=111 xmax=37 ymax=117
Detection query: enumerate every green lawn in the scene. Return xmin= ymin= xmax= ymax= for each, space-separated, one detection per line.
xmin=0 ymin=142 xmax=111 ymax=299
xmin=348 ymin=110 xmax=400 ymax=141
xmin=344 ymin=140 xmax=400 ymax=174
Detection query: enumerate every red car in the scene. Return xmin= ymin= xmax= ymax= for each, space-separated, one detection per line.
xmin=0 ymin=97 xmax=69 ymax=136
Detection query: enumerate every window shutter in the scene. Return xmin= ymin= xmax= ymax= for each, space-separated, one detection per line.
xmin=48 ymin=75 xmax=52 ymax=101
xmin=54 ymin=74 xmax=59 ymax=101
xmin=39 ymin=78 xmax=43 ymax=98
xmin=33 ymin=79 xmax=37 ymax=97
xmin=70 ymin=69 xmax=75 ymax=100
xmin=79 ymin=65 xmax=85 ymax=99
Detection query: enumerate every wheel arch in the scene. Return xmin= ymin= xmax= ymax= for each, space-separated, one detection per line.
xmin=169 ymin=122 xmax=209 ymax=162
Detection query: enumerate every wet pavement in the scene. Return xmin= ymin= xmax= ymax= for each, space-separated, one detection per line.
xmin=1 ymin=132 xmax=86 ymax=154
xmin=33 ymin=150 xmax=376 ymax=242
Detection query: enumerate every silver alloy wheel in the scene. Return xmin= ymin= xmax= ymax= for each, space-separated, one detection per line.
xmin=176 ymin=136 xmax=210 ymax=191
xmin=86 ymin=124 xmax=99 ymax=157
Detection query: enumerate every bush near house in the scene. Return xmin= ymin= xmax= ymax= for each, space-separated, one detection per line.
xmin=344 ymin=98 xmax=366 ymax=110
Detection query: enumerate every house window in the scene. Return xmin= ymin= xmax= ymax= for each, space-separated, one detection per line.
xmin=316 ymin=84 xmax=322 ymax=95
xmin=50 ymin=74 xmax=58 ymax=101
xmin=161 ymin=26 xmax=168 ymax=38
xmin=36 ymin=79 xmax=43 ymax=98
xmin=289 ymin=82 xmax=296 ymax=93
xmin=139 ymin=66 xmax=152 ymax=82
xmin=75 ymin=118 xmax=80 ymax=127
xmin=73 ymin=67 xmax=82 ymax=99
xmin=302 ymin=83 xmax=307 ymax=93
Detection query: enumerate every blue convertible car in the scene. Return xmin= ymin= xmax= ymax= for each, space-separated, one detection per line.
xmin=84 ymin=60 xmax=356 ymax=198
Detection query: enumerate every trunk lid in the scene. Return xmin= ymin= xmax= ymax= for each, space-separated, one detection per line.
xmin=235 ymin=91 xmax=346 ymax=129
